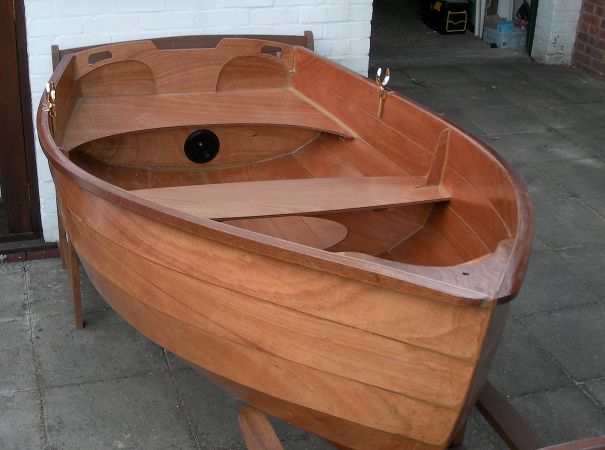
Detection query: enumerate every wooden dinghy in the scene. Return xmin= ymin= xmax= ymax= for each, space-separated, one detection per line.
xmin=37 ymin=34 xmax=533 ymax=450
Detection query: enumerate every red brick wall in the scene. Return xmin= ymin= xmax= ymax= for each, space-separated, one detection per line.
xmin=573 ymin=0 xmax=605 ymax=78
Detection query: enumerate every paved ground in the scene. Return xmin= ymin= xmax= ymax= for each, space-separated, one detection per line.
xmin=2 ymin=3 xmax=605 ymax=449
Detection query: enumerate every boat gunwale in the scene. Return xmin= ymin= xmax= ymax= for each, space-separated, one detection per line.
xmin=37 ymin=39 xmax=534 ymax=308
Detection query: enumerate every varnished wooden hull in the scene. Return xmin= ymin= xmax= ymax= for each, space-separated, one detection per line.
xmin=38 ymin=35 xmax=533 ymax=449
xmin=53 ymin=167 xmax=502 ymax=449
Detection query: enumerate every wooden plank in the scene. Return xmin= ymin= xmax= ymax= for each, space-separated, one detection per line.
xmin=131 ymin=176 xmax=450 ymax=220
xmin=66 ymin=218 xmax=463 ymax=445
xmin=238 ymin=407 xmax=284 ymax=450
xmin=54 ymin=171 xmax=491 ymax=359
xmin=62 ymin=88 xmax=354 ymax=150
xmin=66 ymin=214 xmax=475 ymax=408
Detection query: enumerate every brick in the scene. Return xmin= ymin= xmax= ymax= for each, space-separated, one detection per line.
xmin=300 ymin=6 xmax=348 ymax=23
xmin=83 ymin=15 xmax=140 ymax=34
xmin=348 ymin=37 xmax=370 ymax=55
xmin=26 ymin=17 xmax=82 ymax=37
xmin=166 ymin=0 xmax=198 ymax=10
xmin=53 ymin=0 xmax=111 ymax=16
xmin=112 ymin=0 xmax=165 ymax=13
xmin=582 ymin=12 xmax=600 ymax=27
xmin=141 ymin=12 xmax=195 ymax=29
xmin=585 ymin=44 xmax=604 ymax=58
xmin=250 ymin=8 xmax=300 ymax=25
xmin=196 ymin=9 xmax=249 ymax=27
xmin=24 ymin=1 xmax=53 ymax=18
xmin=220 ymin=0 xmax=272 ymax=7
xmin=323 ymin=21 xmax=371 ymax=39
xmin=348 ymin=3 xmax=373 ymax=21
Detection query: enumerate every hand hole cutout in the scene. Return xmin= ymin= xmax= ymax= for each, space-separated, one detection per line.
xmin=88 ymin=51 xmax=112 ymax=66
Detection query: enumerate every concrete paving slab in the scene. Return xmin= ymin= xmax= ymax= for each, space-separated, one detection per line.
xmin=512 ymin=163 xmax=570 ymax=202
xmin=173 ymin=368 xmax=332 ymax=450
xmin=516 ymin=303 xmax=605 ymax=382
xmin=402 ymin=66 xmax=480 ymax=87
xmin=510 ymin=246 xmax=600 ymax=317
xmin=558 ymin=126 xmax=605 ymax=160
xmin=0 ymin=318 xmax=37 ymax=392
xmin=495 ymin=130 xmax=594 ymax=165
xmin=533 ymin=198 xmax=605 ymax=250
xmin=438 ymin=109 xmax=490 ymax=138
xmin=28 ymin=259 xmax=107 ymax=320
xmin=513 ymin=63 xmax=593 ymax=83
xmin=582 ymin=197 xmax=605 ymax=218
xmin=544 ymin=79 xmax=605 ymax=104
xmin=165 ymin=350 xmax=192 ymax=371
xmin=492 ymin=81 xmax=568 ymax=106
xmin=554 ymin=243 xmax=605 ymax=296
xmin=33 ymin=310 xmax=166 ymax=389
xmin=489 ymin=321 xmax=570 ymax=397
xmin=539 ymin=158 xmax=605 ymax=200
xmin=578 ymin=101 xmax=605 ymax=122
xmin=526 ymin=103 xmax=602 ymax=131
xmin=459 ymin=64 xmax=531 ymax=84
xmin=417 ymin=85 xmax=510 ymax=111
xmin=170 ymin=368 xmax=246 ymax=450
xmin=0 ymin=266 xmax=26 ymax=321
xmin=585 ymin=378 xmax=605 ymax=408
xmin=394 ymin=87 xmax=445 ymax=112
xmin=0 ymin=390 xmax=45 ymax=450
xmin=457 ymin=105 xmax=546 ymax=135
xmin=44 ymin=373 xmax=196 ymax=450
xmin=462 ymin=409 xmax=508 ymax=450
xmin=510 ymin=386 xmax=605 ymax=445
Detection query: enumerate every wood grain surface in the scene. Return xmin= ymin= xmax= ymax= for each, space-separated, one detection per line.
xmin=37 ymin=35 xmax=535 ymax=450
xmin=131 ymin=176 xmax=450 ymax=220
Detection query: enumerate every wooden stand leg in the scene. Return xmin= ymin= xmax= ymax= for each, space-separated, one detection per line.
xmin=66 ymin=238 xmax=84 ymax=329
xmin=476 ymin=382 xmax=542 ymax=450
xmin=238 ymin=407 xmax=284 ymax=450
xmin=448 ymin=420 xmax=468 ymax=449
xmin=57 ymin=201 xmax=68 ymax=269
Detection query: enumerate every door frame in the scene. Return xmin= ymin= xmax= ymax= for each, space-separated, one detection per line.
xmin=0 ymin=0 xmax=42 ymax=243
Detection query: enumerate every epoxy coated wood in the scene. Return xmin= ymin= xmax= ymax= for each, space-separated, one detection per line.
xmin=37 ymin=35 xmax=534 ymax=450
xmin=132 ymin=176 xmax=449 ymax=220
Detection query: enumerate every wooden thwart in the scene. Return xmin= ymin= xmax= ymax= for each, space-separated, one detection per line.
xmin=131 ymin=176 xmax=450 ymax=221
xmin=62 ymin=88 xmax=354 ymax=150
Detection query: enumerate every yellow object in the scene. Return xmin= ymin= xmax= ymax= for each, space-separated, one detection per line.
xmin=446 ymin=10 xmax=467 ymax=32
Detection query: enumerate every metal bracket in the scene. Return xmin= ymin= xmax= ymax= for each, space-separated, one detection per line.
xmin=42 ymin=81 xmax=56 ymax=136
xmin=375 ymin=67 xmax=392 ymax=119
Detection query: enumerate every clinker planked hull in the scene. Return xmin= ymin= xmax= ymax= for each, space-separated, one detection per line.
xmin=38 ymin=34 xmax=533 ymax=449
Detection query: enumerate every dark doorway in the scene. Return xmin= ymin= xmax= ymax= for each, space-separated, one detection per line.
xmin=0 ymin=0 xmax=42 ymax=245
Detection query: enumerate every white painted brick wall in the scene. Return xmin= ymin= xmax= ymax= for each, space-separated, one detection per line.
xmin=532 ymin=0 xmax=582 ymax=64
xmin=24 ymin=0 xmax=374 ymax=242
